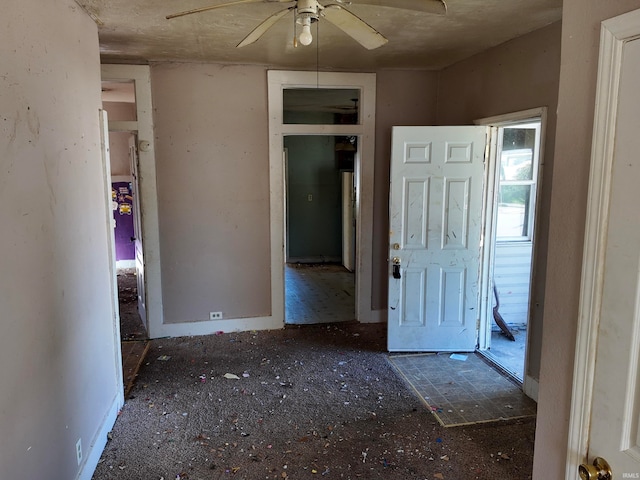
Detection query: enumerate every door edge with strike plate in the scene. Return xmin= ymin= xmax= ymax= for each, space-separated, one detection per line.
xmin=578 ymin=457 xmax=612 ymax=480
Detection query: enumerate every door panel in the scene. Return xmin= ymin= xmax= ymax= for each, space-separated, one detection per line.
xmin=584 ymin=36 xmax=640 ymax=475
xmin=388 ymin=126 xmax=487 ymax=352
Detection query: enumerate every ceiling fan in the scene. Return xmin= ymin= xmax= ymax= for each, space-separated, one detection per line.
xmin=166 ymin=0 xmax=447 ymax=50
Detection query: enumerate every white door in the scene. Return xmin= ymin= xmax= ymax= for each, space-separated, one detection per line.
xmin=129 ymin=135 xmax=147 ymax=329
xmin=570 ymin=31 xmax=640 ymax=479
xmin=388 ymin=126 xmax=487 ymax=352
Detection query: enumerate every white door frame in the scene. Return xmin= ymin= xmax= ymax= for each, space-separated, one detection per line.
xmin=475 ymin=107 xmax=547 ymax=400
xmin=565 ymin=10 xmax=640 ymax=479
xmin=267 ymin=71 xmax=377 ymax=324
xmin=101 ymin=64 xmax=164 ymax=338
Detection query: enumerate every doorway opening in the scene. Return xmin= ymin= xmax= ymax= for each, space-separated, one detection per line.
xmin=386 ymin=110 xmax=545 ymax=398
xmin=477 ymin=112 xmax=545 ymax=385
xmin=267 ymin=71 xmax=377 ymax=325
xmin=284 ymin=135 xmax=356 ymax=325
xmin=101 ymin=77 xmax=149 ymax=395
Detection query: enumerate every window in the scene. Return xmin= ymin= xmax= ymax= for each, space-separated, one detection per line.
xmin=282 ymin=88 xmax=360 ymax=125
xmin=495 ymin=123 xmax=540 ymax=241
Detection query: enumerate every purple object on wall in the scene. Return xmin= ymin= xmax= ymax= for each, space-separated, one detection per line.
xmin=112 ymin=181 xmax=135 ymax=262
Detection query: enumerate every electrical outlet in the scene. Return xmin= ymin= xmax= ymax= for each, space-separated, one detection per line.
xmin=209 ymin=311 xmax=223 ymax=320
xmin=75 ymin=438 xmax=82 ymax=466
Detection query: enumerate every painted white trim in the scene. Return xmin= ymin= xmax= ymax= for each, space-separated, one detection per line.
xmin=523 ymin=375 xmax=539 ymax=402
xmin=565 ymin=11 xmax=639 ymax=479
xmin=478 ymin=126 xmax=499 ymax=351
xmin=101 ymin=65 xmax=164 ymax=339
xmin=116 ymin=260 xmax=136 ymax=269
xmin=474 ymin=107 xmax=548 ymax=127
xmin=75 ymin=394 xmax=123 ymax=480
xmin=267 ymin=70 xmax=377 ymax=325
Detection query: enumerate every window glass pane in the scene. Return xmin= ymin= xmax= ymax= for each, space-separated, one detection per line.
xmin=500 ymin=127 xmax=536 ymax=181
xmin=496 ymin=185 xmax=532 ymax=238
xmin=500 ymin=149 xmax=533 ymax=181
xmin=283 ymin=88 xmax=359 ymax=125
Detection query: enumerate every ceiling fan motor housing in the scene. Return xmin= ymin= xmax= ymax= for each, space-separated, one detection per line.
xmin=297 ymin=0 xmax=319 ymax=17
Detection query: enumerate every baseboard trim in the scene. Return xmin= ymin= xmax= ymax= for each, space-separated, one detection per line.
xmin=151 ymin=315 xmax=284 ymax=339
xmin=76 ymin=392 xmax=123 ymax=480
xmin=115 ymin=260 xmax=135 ymax=269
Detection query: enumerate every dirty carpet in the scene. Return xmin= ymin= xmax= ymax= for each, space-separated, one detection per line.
xmin=92 ymin=323 xmax=535 ymax=480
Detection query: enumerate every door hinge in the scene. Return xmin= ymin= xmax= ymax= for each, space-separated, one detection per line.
xmin=476 ymin=318 xmax=481 ymax=330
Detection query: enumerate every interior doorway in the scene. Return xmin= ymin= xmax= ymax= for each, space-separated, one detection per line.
xmin=284 ymin=135 xmax=356 ymax=325
xmin=477 ymin=112 xmax=545 ymax=384
xmin=267 ymin=71 xmax=377 ymax=325
xmin=101 ymin=76 xmax=150 ymax=395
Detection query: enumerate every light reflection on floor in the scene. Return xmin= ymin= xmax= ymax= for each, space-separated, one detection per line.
xmin=285 ymin=263 xmax=355 ymax=325
xmin=483 ymin=326 xmax=528 ymax=382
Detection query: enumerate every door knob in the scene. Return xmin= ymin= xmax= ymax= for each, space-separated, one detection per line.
xmin=578 ymin=457 xmax=612 ymax=480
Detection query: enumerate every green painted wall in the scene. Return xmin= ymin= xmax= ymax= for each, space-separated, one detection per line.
xmin=285 ymin=135 xmax=342 ymax=262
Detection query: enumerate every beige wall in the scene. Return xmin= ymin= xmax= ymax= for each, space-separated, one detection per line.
xmin=437 ymin=22 xmax=562 ymax=383
xmin=372 ymin=70 xmax=439 ymax=310
xmin=107 ymin=132 xmax=133 ymax=177
xmin=103 ymin=101 xmax=136 ymax=121
xmin=533 ymin=2 xmax=640 ymax=477
xmin=1 ymin=1 xmax=120 ymax=479
xmin=150 ymin=65 xmax=441 ymax=323
xmin=103 ymin=102 xmax=136 ymax=177
xmin=151 ymin=63 xmax=272 ymax=322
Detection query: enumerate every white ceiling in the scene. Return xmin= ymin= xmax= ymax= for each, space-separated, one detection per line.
xmin=77 ymin=0 xmax=562 ymax=71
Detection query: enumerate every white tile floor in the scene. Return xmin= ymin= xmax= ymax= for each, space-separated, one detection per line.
xmin=285 ymin=263 xmax=355 ymax=325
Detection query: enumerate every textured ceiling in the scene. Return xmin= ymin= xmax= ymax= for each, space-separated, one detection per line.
xmin=76 ymin=0 xmax=562 ymax=71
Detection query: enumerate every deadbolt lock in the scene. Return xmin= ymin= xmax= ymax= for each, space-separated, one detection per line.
xmin=391 ymin=257 xmax=401 ymax=279
xmin=578 ymin=457 xmax=612 ymax=480
xmin=392 ymin=243 xmax=400 ymax=250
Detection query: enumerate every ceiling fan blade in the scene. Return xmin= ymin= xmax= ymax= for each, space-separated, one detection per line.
xmin=166 ymin=0 xmax=291 ymax=20
xmin=342 ymin=0 xmax=446 ymax=15
xmin=237 ymin=7 xmax=293 ymax=47
xmin=322 ymin=5 xmax=388 ymax=50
